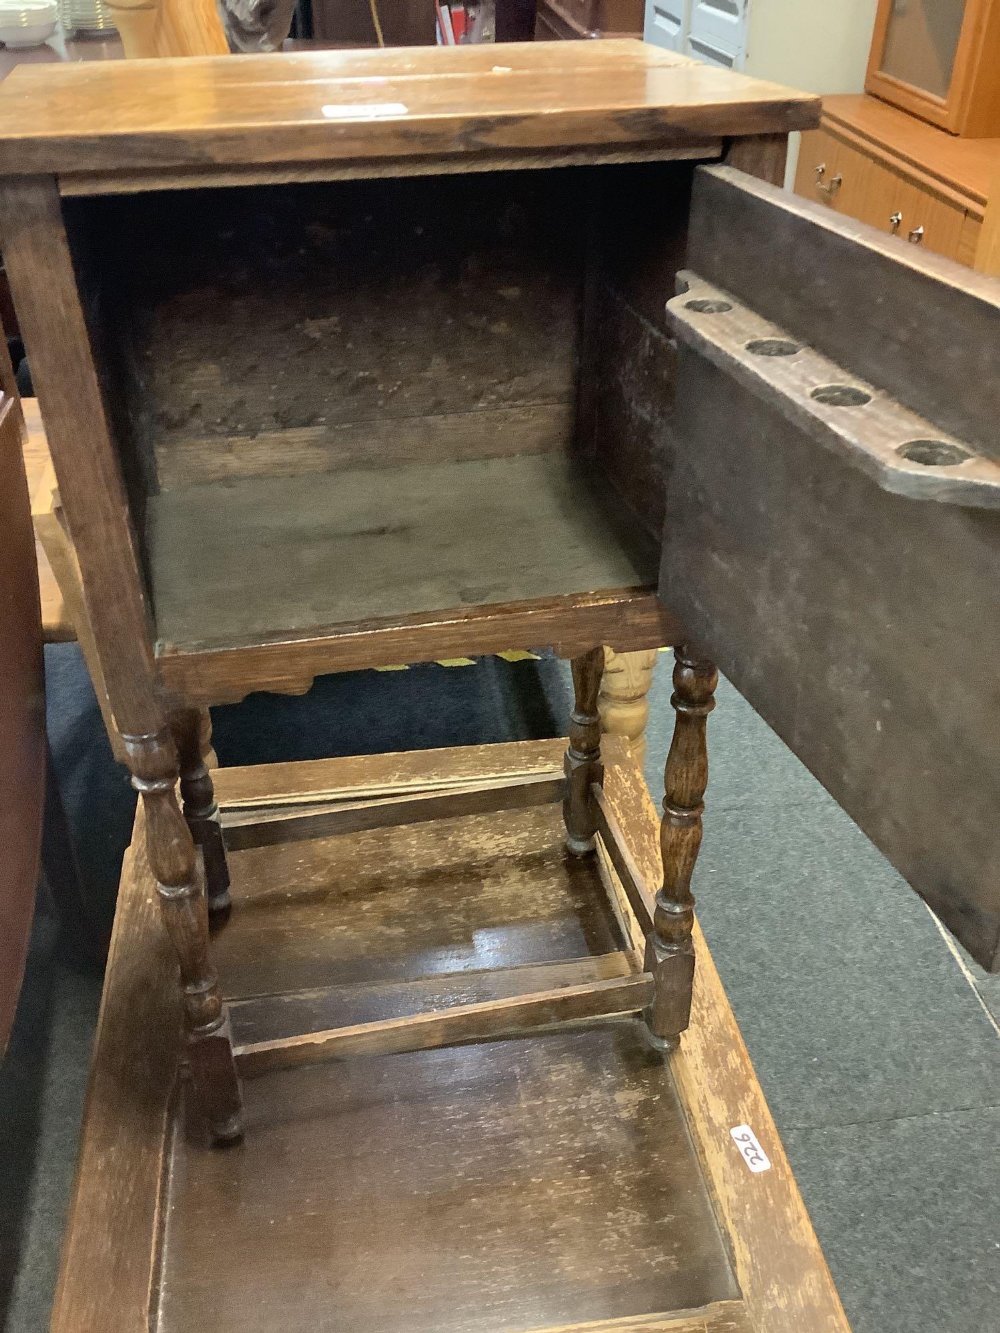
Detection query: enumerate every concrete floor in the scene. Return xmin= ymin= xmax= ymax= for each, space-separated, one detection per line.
xmin=2 ymin=644 xmax=998 ymax=1332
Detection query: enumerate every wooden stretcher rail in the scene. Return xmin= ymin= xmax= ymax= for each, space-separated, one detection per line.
xmin=232 ymin=973 xmax=655 ymax=1076
xmin=592 ymin=784 xmax=656 ymax=937
xmin=667 ymin=272 xmax=1000 ymax=508
xmin=221 ymin=771 xmax=567 ymax=850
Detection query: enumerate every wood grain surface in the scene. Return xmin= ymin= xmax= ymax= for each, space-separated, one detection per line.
xmin=599 ymin=743 xmax=851 ymax=1333
xmin=233 ymin=973 xmax=655 ymax=1074
xmin=685 ymin=165 xmax=1000 ymax=463
xmin=52 ymin=738 xmax=847 ymax=1332
xmin=0 ymin=392 xmax=45 ymax=1052
xmin=0 ymin=41 xmax=819 ymax=176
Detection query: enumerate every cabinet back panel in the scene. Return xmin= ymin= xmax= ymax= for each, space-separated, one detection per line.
xmin=66 ymin=171 xmax=588 ymax=495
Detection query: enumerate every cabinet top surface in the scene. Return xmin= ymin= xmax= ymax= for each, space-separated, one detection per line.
xmin=0 ymin=39 xmax=817 ymax=177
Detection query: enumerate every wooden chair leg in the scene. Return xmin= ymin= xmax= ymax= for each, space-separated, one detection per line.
xmin=122 ymin=729 xmax=243 ymax=1144
xmin=598 ymin=647 xmax=658 ymax=768
xmin=171 ymin=706 xmax=231 ymax=918
xmin=644 ymin=646 xmax=717 ymax=1051
xmin=563 ymin=647 xmax=604 ymax=855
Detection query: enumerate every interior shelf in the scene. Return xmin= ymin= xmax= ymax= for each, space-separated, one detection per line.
xmin=146 ymin=452 xmax=657 ymax=651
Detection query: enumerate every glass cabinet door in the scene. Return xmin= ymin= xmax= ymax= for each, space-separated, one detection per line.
xmin=878 ymin=0 xmax=967 ymax=99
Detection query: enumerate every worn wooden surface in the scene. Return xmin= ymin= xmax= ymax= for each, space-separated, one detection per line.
xmin=0 ymin=42 xmax=818 ymax=177
xmin=222 ymin=771 xmax=568 ymax=851
xmin=50 ymin=834 xmax=179 ymax=1333
xmin=660 ymin=349 xmax=1000 ymax=971
xmin=0 ymin=392 xmax=45 ymax=1052
xmin=166 ymin=745 xmax=735 ymax=1332
xmin=0 ymin=177 xmax=161 ymax=739
xmin=22 ymin=397 xmax=128 ymax=760
xmin=22 ymin=399 xmax=71 ymax=642
xmin=229 ymin=954 xmax=634 ymax=1047
xmin=53 ymin=738 xmax=846 ymax=1332
xmin=157 ymin=589 xmax=679 ymax=705
xmin=233 ymin=973 xmax=655 ymax=1075
xmin=601 ymin=747 xmax=850 ymax=1333
xmin=667 ymin=274 xmax=1000 ymax=507
xmin=578 ymin=161 xmax=694 ymax=544
xmin=147 ymin=456 xmax=657 ymax=647
xmin=660 ymin=164 xmax=1000 ymax=970
xmin=685 ymin=165 xmax=1000 ymax=463
xmin=73 ymin=172 xmax=583 ymax=492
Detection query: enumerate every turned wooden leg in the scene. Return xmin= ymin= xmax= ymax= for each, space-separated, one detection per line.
xmin=171 ymin=706 xmax=231 ymax=918
xmin=598 ymin=647 xmax=658 ymax=767
xmin=564 ymin=647 xmax=604 ymax=855
xmin=122 ymin=729 xmax=243 ymax=1144
xmin=643 ymin=646 xmax=717 ymax=1051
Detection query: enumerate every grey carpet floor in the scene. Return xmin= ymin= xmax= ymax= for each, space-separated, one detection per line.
xmin=1 ymin=645 xmax=997 ymax=1332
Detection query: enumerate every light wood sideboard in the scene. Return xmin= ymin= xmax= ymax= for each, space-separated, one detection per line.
xmin=795 ymin=92 xmax=1000 ymax=268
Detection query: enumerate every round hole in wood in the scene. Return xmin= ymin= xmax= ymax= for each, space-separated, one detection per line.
xmin=810 ymin=384 xmax=872 ymax=407
xmin=898 ymin=439 xmax=971 ymax=467
xmin=745 ymin=338 xmax=801 ymax=357
xmin=685 ymin=298 xmax=733 ymax=313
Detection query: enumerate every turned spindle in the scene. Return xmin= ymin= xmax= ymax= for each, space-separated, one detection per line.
xmin=172 ymin=706 xmax=231 ymax=918
xmin=643 ymin=646 xmax=717 ymax=1051
xmin=598 ymin=647 xmax=659 ymax=767
xmin=122 ymin=729 xmax=243 ymax=1144
xmin=563 ymin=646 xmax=605 ymax=855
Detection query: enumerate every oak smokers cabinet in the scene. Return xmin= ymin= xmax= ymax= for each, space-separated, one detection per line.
xmin=0 ymin=40 xmax=996 ymax=1176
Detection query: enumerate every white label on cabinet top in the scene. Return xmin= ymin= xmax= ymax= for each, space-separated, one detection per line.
xmin=730 ymin=1124 xmax=772 ymax=1174
xmin=321 ymin=103 xmax=409 ymax=120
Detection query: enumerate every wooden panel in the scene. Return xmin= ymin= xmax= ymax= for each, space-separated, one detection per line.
xmin=233 ymin=973 xmax=655 ymax=1074
xmin=50 ymin=831 xmax=178 ymax=1333
xmin=578 ymin=160 xmax=695 ymax=543
xmin=230 ymin=955 xmax=636 ymax=1046
xmin=0 ymin=41 xmax=819 ymax=176
xmin=974 ymin=164 xmax=1000 ymax=274
xmin=0 ymin=176 xmax=163 ymax=739
xmin=22 ymin=398 xmax=73 ymax=642
xmin=161 ymin=1025 xmax=739 ymax=1332
xmin=687 ymin=165 xmax=1000 ymax=461
xmin=146 ymin=456 xmax=658 ymax=650
xmin=156 ymin=588 xmax=679 ymax=706
xmin=0 ymin=393 xmax=45 ymax=1052
xmin=600 ymin=749 xmax=851 ymax=1333
xmin=69 ymin=171 xmax=585 ymax=492
xmin=222 ymin=772 xmax=568 ymax=851
xmin=53 ymin=738 xmax=845 ymax=1333
xmin=210 ymin=797 xmax=629 ymax=998
xmin=659 ymin=348 xmax=1000 ymax=970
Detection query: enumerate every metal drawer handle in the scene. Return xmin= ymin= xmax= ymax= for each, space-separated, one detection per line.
xmin=889 ymin=212 xmax=903 ymax=234
xmin=813 ymin=163 xmax=842 ymax=197
xmin=908 ymin=225 xmax=925 ymax=244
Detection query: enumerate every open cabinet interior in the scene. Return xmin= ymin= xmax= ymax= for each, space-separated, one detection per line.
xmin=64 ymin=161 xmax=694 ymax=658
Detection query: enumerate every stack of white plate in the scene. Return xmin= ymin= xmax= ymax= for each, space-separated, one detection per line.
xmin=0 ymin=0 xmax=59 ymax=46
xmin=58 ymin=0 xmax=115 ymax=36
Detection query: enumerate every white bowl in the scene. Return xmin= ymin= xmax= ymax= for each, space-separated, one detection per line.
xmin=0 ymin=0 xmax=58 ymax=46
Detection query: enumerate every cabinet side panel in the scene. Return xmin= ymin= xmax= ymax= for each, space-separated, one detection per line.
xmin=578 ymin=160 xmax=696 ymax=548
